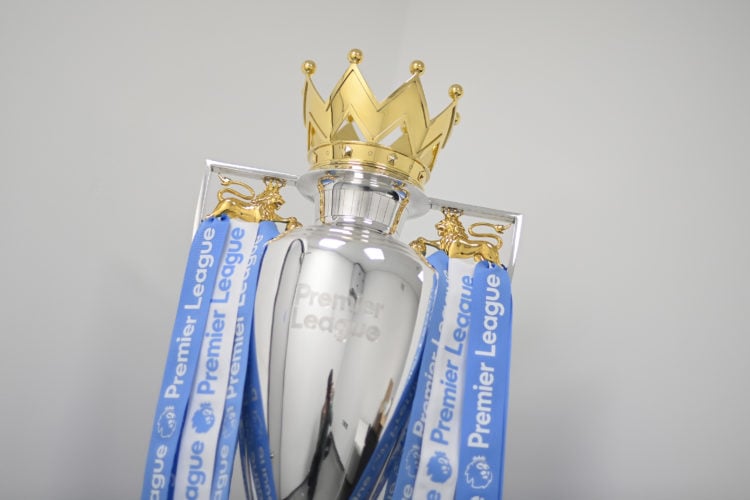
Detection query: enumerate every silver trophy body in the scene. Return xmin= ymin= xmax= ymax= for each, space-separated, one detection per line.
xmin=247 ymin=171 xmax=433 ymax=499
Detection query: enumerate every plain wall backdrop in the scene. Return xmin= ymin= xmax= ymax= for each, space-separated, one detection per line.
xmin=1 ymin=0 xmax=748 ymax=498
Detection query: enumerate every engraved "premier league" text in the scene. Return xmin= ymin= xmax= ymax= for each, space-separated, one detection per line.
xmin=290 ymin=283 xmax=385 ymax=341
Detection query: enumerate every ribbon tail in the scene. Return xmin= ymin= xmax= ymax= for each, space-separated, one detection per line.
xmin=141 ymin=216 xmax=231 ymax=500
xmin=456 ymin=262 xmax=513 ymax=499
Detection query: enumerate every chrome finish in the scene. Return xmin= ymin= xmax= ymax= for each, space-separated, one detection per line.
xmin=252 ymin=206 xmax=433 ymax=499
xmin=312 ymin=171 xmax=410 ymax=234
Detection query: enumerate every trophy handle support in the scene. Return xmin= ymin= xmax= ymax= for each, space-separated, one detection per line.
xmin=196 ymin=160 xmax=523 ymax=278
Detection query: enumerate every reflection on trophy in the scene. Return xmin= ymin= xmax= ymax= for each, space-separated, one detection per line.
xmin=245 ymin=49 xmax=461 ymax=499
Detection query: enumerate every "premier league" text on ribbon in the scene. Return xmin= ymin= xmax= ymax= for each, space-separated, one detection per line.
xmin=467 ymin=272 xmax=504 ymax=449
xmin=429 ymin=275 xmax=472 ymax=446
xmin=163 ymin=225 xmax=217 ymax=400
xmin=176 ymin=224 xmax=250 ymax=499
xmin=195 ymin=226 xmax=246 ymax=397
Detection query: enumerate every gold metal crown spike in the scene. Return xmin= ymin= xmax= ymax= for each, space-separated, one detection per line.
xmin=303 ymin=48 xmax=462 ymax=189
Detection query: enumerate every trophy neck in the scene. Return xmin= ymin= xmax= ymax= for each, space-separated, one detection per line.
xmin=300 ymin=170 xmax=416 ymax=235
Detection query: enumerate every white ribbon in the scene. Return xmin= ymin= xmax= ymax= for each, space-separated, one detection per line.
xmin=413 ymin=258 xmax=474 ymax=499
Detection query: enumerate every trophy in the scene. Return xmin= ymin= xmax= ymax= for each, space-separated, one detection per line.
xmin=143 ymin=49 xmax=522 ymax=500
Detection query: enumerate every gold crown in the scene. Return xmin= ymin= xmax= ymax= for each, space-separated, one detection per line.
xmin=303 ymin=49 xmax=462 ymax=189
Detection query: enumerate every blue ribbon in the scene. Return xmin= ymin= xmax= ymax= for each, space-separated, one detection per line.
xmin=456 ymin=262 xmax=513 ymax=499
xmin=389 ymin=251 xmax=449 ymax=500
xmin=350 ymin=367 xmax=419 ymax=499
xmin=141 ymin=216 xmax=230 ymax=500
xmin=211 ymin=221 xmax=279 ymax=500
xmin=379 ymin=418 xmax=409 ymax=499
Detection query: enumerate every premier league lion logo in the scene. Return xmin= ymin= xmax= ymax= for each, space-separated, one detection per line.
xmin=426 ymin=451 xmax=452 ymax=484
xmin=191 ymin=402 xmax=216 ymax=434
xmin=156 ymin=406 xmax=177 ymax=438
xmin=464 ymin=455 xmax=493 ymax=489
xmin=221 ymin=405 xmax=238 ymax=438
xmin=405 ymin=445 xmax=421 ymax=478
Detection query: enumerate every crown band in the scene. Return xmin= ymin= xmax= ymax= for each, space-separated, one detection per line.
xmin=308 ymin=141 xmax=430 ymax=187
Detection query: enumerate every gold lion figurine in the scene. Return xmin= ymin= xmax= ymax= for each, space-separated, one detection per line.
xmin=410 ymin=208 xmax=509 ymax=266
xmin=207 ymin=175 xmax=301 ymax=231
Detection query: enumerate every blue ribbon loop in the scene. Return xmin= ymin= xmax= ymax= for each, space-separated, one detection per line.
xmin=212 ymin=221 xmax=280 ymax=500
xmin=142 ymin=216 xmax=230 ymax=500
xmin=389 ymin=251 xmax=449 ymax=500
xmin=456 ymin=261 xmax=513 ymax=499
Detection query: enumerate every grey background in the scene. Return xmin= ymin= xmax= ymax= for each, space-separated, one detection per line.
xmin=2 ymin=0 xmax=749 ymax=498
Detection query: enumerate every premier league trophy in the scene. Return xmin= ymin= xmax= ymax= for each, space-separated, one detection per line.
xmin=143 ymin=49 xmax=522 ymax=500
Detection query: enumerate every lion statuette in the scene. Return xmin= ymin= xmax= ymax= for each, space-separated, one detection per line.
xmin=410 ymin=208 xmax=509 ymax=266
xmin=207 ymin=175 xmax=301 ymax=231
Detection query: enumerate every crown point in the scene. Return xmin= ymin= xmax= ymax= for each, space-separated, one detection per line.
xmin=449 ymin=84 xmax=464 ymax=100
xmin=302 ymin=60 xmax=316 ymax=75
xmin=348 ymin=49 xmax=363 ymax=64
xmin=304 ymin=51 xmax=461 ymax=188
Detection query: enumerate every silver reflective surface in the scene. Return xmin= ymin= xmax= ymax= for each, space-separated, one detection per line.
xmin=247 ymin=174 xmax=434 ymax=499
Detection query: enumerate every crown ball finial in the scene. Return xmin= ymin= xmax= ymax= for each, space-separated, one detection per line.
xmin=449 ymin=83 xmax=464 ymax=100
xmin=410 ymin=60 xmax=425 ymax=75
xmin=302 ymin=60 xmax=317 ymax=75
xmin=348 ymin=49 xmax=363 ymax=64
xmin=303 ymin=50 xmax=462 ymax=188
